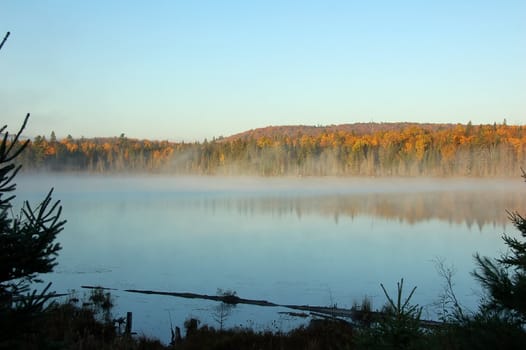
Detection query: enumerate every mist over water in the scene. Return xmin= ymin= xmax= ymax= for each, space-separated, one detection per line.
xmin=14 ymin=174 xmax=526 ymax=343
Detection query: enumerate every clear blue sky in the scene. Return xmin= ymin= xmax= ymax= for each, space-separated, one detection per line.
xmin=1 ymin=1 xmax=525 ymax=141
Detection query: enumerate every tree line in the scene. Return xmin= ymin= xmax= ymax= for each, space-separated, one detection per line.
xmin=13 ymin=122 xmax=526 ymax=176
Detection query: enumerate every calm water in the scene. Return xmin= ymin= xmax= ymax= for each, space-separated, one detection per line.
xmin=15 ymin=174 xmax=526 ymax=342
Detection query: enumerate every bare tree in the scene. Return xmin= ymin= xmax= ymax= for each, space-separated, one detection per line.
xmin=212 ymin=289 xmax=237 ymax=331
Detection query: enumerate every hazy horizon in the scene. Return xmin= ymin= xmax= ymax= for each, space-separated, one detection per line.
xmin=13 ymin=120 xmax=525 ymax=144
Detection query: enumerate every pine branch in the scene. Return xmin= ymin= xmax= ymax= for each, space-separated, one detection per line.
xmin=0 ymin=32 xmax=10 ymax=51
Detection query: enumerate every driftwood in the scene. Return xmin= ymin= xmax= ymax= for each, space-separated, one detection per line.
xmin=81 ymin=285 xmax=443 ymax=329
xmin=81 ymin=285 xmax=119 ymax=291
xmin=124 ymin=288 xmax=277 ymax=307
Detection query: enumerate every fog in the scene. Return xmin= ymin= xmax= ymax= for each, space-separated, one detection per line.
xmin=16 ymin=174 xmax=524 ymax=228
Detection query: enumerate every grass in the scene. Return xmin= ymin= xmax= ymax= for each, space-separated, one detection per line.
xmin=2 ymin=285 xmax=526 ymax=350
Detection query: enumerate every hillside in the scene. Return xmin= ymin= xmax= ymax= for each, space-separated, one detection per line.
xmin=221 ymin=122 xmax=457 ymax=142
xmin=15 ymin=121 xmax=526 ymax=177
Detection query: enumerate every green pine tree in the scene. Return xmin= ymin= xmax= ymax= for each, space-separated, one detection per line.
xmin=473 ymin=169 xmax=526 ymax=324
xmin=0 ymin=31 xmax=66 ymax=321
xmin=0 ymin=115 xmax=66 ymax=312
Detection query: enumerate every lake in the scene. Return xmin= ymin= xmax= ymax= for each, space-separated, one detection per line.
xmin=14 ymin=174 xmax=526 ymax=343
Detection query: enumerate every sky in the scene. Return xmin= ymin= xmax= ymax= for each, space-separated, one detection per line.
xmin=1 ymin=0 xmax=525 ymax=141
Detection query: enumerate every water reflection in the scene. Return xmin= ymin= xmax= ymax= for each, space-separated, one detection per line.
xmin=153 ymin=190 xmax=523 ymax=230
xmin=16 ymin=175 xmax=525 ymax=229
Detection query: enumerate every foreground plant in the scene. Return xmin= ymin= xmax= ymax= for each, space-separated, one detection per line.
xmin=1 ymin=33 xmax=66 ymax=342
xmin=354 ymin=279 xmax=424 ymax=349
xmin=473 ymin=169 xmax=526 ymax=325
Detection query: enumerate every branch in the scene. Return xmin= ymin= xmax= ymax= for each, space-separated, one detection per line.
xmin=4 ymin=113 xmax=30 ymax=162
xmin=0 ymin=31 xmax=10 ymax=51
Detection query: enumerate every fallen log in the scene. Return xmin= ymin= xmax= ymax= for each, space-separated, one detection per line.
xmin=124 ymin=288 xmax=278 ymax=307
xmin=81 ymin=285 xmax=444 ymax=329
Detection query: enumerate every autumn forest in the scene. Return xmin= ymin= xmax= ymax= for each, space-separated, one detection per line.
xmin=17 ymin=122 xmax=526 ymax=177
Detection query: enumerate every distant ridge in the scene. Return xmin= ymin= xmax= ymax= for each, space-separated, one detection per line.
xmin=18 ymin=120 xmax=523 ymax=177
xmin=222 ymin=122 xmax=457 ymax=141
